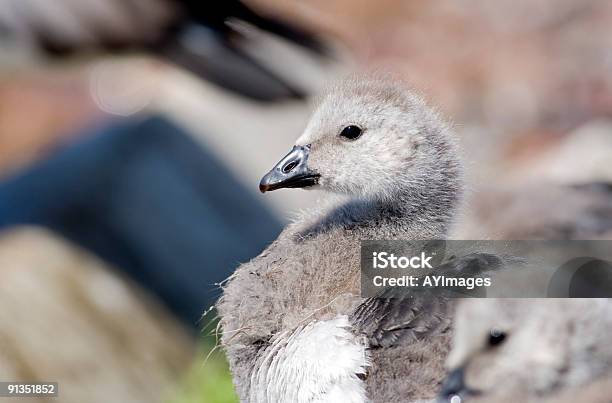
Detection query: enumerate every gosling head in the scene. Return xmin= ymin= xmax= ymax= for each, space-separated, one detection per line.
xmin=259 ymin=75 xmax=462 ymax=203
xmin=439 ymin=299 xmax=612 ymax=402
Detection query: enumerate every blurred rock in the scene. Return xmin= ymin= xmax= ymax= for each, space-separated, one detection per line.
xmin=0 ymin=226 xmax=194 ymax=403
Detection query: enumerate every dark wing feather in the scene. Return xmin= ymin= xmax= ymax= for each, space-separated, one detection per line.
xmin=351 ymin=293 xmax=451 ymax=348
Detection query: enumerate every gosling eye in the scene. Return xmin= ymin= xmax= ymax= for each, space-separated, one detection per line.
xmin=339 ymin=125 xmax=363 ymax=140
xmin=488 ymin=329 xmax=507 ymax=347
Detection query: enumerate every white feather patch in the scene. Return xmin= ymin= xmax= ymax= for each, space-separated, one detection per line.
xmin=249 ymin=315 xmax=369 ymax=403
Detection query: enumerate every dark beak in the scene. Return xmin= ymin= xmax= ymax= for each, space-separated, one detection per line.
xmin=438 ymin=367 xmax=473 ymax=403
xmin=259 ymin=145 xmax=320 ymax=193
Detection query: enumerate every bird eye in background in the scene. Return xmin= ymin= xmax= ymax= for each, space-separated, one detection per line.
xmin=488 ymin=328 xmax=507 ymax=347
xmin=339 ymin=125 xmax=363 ymax=140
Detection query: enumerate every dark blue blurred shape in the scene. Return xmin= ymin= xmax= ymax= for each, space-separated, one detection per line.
xmin=0 ymin=116 xmax=283 ymax=328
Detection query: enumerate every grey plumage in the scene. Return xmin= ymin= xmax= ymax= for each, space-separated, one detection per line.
xmin=217 ymin=74 xmax=479 ymax=402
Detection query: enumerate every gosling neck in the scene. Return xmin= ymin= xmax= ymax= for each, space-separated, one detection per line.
xmin=363 ymin=164 xmax=463 ymax=239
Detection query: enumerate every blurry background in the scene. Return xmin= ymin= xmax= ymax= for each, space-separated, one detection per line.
xmin=0 ymin=1 xmax=611 ymax=402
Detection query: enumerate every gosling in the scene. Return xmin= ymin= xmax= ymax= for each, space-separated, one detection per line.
xmin=218 ymin=74 xmax=478 ymax=402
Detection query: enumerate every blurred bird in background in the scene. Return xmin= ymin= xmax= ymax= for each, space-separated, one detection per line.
xmin=440 ymin=299 xmax=612 ymax=403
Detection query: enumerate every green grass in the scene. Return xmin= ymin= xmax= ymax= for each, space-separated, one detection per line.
xmin=169 ymin=343 xmax=238 ymax=403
